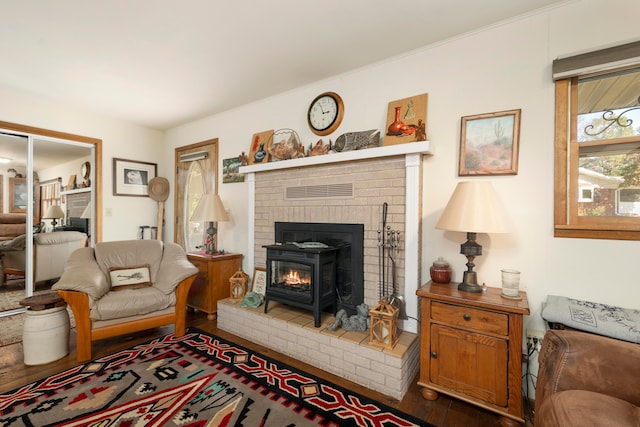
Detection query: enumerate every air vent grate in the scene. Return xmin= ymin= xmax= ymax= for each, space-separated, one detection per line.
xmin=285 ymin=183 xmax=353 ymax=200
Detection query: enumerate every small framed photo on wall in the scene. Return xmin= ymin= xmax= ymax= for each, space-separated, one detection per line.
xmin=113 ymin=158 xmax=158 ymax=196
xmin=459 ymin=109 xmax=521 ymax=176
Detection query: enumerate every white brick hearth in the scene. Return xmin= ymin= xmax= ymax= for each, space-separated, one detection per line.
xmin=217 ymin=298 xmax=420 ymax=401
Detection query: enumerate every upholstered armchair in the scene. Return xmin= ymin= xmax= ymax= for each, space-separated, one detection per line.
xmin=52 ymin=240 xmax=198 ymax=362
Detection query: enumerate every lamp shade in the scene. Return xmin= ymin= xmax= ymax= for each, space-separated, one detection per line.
xmin=190 ymin=194 xmax=230 ymax=222
xmin=44 ymin=204 xmax=65 ymax=219
xmin=435 ymin=181 xmax=510 ymax=234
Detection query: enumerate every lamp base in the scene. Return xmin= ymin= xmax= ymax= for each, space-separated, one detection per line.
xmin=458 ymin=271 xmax=483 ymax=293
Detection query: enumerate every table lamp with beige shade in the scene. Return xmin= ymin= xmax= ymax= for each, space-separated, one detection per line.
xmin=190 ymin=193 xmax=230 ymax=254
xmin=435 ymin=181 xmax=510 ymax=293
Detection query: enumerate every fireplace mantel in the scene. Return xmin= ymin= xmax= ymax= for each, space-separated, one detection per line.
xmin=242 ymin=140 xmax=431 ymax=334
xmin=239 ymin=140 xmax=431 ymax=173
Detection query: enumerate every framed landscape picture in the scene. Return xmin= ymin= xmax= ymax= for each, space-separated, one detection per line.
xmin=9 ymin=177 xmax=28 ymax=212
xmin=459 ymin=109 xmax=521 ymax=176
xmin=222 ymin=156 xmax=245 ymax=183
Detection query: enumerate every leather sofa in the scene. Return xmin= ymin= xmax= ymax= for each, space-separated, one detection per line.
xmin=1 ymin=230 xmax=87 ymax=284
xmin=535 ymin=329 xmax=640 ymax=426
xmin=53 ymin=240 xmax=198 ymax=361
xmin=0 ymin=213 xmax=26 ymax=241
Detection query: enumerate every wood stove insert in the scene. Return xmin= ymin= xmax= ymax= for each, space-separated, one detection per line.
xmin=264 ymin=243 xmax=339 ymax=327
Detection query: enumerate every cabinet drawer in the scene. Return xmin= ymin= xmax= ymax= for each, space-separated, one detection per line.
xmin=431 ymin=301 xmax=508 ymax=336
xmin=189 ymin=258 xmax=209 ymax=276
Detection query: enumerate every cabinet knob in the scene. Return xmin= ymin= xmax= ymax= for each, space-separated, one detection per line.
xmin=430 ymin=351 xmax=438 ymax=358
xmin=463 ymin=313 xmax=471 ymax=321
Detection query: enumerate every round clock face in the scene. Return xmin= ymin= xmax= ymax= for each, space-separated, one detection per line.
xmin=307 ymin=92 xmax=344 ymax=136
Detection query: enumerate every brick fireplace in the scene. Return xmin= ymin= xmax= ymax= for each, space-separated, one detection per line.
xmin=221 ymin=142 xmax=431 ymax=399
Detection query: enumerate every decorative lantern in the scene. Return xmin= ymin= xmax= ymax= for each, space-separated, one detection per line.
xmin=369 ymin=299 xmax=399 ymax=349
xmin=229 ymin=269 xmax=249 ymax=301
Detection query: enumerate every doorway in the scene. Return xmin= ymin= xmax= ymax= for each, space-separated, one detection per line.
xmin=174 ymin=139 xmax=218 ymax=251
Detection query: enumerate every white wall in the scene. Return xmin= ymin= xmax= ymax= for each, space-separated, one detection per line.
xmin=163 ymin=0 xmax=640 ymax=393
xmin=0 ymin=85 xmax=164 ymax=240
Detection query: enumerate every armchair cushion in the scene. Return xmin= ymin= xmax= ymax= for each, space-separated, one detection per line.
xmin=91 ymin=286 xmax=174 ymax=320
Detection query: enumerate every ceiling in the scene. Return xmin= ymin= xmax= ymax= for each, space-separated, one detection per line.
xmin=0 ymin=0 xmax=570 ymax=133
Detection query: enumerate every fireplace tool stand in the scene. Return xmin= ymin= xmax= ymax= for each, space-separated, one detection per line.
xmin=378 ymin=202 xmax=407 ymax=319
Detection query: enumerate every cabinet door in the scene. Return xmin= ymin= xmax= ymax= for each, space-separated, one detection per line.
xmin=430 ymin=324 xmax=508 ymax=406
xmin=187 ymin=258 xmax=212 ymax=312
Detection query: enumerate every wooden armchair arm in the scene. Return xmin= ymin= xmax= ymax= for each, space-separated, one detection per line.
xmin=174 ymin=274 xmax=197 ymax=336
xmin=55 ymin=290 xmax=92 ymax=362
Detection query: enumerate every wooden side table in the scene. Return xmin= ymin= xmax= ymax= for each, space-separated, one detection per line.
xmin=416 ymin=281 xmax=530 ymax=427
xmin=187 ymin=252 xmax=243 ymax=320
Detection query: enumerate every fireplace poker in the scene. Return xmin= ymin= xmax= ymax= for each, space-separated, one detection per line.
xmin=377 ymin=229 xmax=383 ymax=302
xmin=380 ymin=202 xmax=388 ymax=302
xmin=388 ymin=230 xmax=407 ymax=319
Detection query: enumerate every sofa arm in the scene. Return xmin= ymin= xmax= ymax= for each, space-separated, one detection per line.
xmin=52 ymin=247 xmax=110 ymax=300
xmin=536 ymin=329 xmax=640 ymax=410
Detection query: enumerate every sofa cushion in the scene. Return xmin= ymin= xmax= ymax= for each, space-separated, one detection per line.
xmin=0 ymin=213 xmax=26 ymax=240
xmin=90 ymin=286 xmax=174 ymax=321
xmin=537 ymin=390 xmax=640 ymax=427
xmin=109 ymin=264 xmax=151 ymax=291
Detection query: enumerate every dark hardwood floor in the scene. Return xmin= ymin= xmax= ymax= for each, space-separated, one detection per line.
xmin=0 ymin=310 xmax=534 ymax=426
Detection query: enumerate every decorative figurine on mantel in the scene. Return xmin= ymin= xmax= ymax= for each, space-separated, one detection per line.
xmin=308 ymin=139 xmax=329 ymax=156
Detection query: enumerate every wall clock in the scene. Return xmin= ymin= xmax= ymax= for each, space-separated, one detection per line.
xmin=81 ymin=161 xmax=90 ymax=180
xmin=307 ymin=92 xmax=344 ymax=136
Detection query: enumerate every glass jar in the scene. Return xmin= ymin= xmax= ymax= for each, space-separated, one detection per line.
xmin=430 ymin=258 xmax=451 ymax=284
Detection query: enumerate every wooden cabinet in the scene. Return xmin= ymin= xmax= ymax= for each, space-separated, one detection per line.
xmin=416 ymin=282 xmax=529 ymax=426
xmin=187 ymin=252 xmax=243 ymax=320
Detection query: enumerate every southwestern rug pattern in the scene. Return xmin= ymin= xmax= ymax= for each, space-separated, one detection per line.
xmin=0 ymin=327 xmax=431 ymax=427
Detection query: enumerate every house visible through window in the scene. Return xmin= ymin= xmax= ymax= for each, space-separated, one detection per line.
xmin=553 ymin=41 xmax=640 ymax=240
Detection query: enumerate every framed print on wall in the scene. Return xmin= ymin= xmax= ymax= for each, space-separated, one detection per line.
xmin=113 ymin=158 xmax=158 ymax=196
xmin=9 ymin=177 xmax=28 ymax=212
xmin=459 ymin=109 xmax=521 ymax=176
xmin=222 ymin=156 xmax=245 ymax=183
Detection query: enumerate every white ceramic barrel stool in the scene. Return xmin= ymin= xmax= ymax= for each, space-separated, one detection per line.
xmin=19 ymin=292 xmax=70 ymax=365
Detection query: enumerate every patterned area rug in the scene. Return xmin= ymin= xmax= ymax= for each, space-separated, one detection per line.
xmin=0 ymin=327 xmax=432 ymax=426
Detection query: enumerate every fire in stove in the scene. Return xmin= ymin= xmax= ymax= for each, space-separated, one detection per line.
xmin=276 ymin=269 xmax=311 ymax=292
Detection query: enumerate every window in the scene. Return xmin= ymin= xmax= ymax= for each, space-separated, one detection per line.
xmin=553 ymin=41 xmax=640 ymax=240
